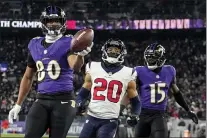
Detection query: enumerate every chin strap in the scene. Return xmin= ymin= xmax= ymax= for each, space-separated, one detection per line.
xmin=45 ymin=34 xmax=63 ymax=43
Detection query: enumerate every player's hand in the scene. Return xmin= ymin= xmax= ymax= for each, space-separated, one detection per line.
xmin=76 ymin=101 xmax=88 ymax=115
xmin=188 ymin=111 xmax=198 ymax=124
xmin=76 ymin=102 xmax=86 ymax=114
xmin=75 ymin=42 xmax=93 ymax=57
xmin=8 ymin=104 xmax=21 ymax=124
xmin=126 ymin=115 xmax=139 ymax=127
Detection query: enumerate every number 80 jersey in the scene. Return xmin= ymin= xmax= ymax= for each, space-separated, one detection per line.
xmin=28 ymin=36 xmax=74 ymax=94
xmin=135 ymin=65 xmax=176 ymax=111
xmin=87 ymin=62 xmax=137 ymax=119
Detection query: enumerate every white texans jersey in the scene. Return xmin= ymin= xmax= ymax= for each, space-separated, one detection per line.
xmin=86 ymin=62 xmax=137 ymax=119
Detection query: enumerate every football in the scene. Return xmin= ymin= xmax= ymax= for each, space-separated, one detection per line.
xmin=71 ymin=28 xmax=94 ymax=52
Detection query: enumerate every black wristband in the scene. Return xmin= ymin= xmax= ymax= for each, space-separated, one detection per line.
xmin=173 ymin=92 xmax=190 ymax=112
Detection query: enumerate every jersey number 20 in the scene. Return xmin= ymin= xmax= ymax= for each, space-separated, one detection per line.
xmin=149 ymin=83 xmax=166 ymax=103
xmin=93 ymin=78 xmax=123 ymax=103
xmin=36 ymin=60 xmax=61 ymax=81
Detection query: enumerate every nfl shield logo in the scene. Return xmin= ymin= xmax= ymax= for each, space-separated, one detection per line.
xmin=44 ymin=50 xmax=47 ymax=54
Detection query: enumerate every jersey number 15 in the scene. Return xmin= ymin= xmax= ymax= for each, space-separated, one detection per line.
xmin=149 ymin=83 xmax=166 ymax=104
xmin=93 ymin=78 xmax=123 ymax=103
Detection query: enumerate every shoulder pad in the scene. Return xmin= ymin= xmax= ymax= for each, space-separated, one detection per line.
xmin=164 ymin=65 xmax=176 ymax=76
xmin=134 ymin=66 xmax=145 ymax=76
xmin=164 ymin=65 xmax=174 ymax=70
xmin=28 ymin=37 xmax=42 ymax=49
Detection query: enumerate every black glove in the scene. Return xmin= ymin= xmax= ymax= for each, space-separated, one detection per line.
xmin=126 ymin=115 xmax=139 ymax=127
xmin=76 ymin=100 xmax=89 ymax=115
xmin=76 ymin=102 xmax=86 ymax=115
xmin=188 ymin=111 xmax=198 ymax=124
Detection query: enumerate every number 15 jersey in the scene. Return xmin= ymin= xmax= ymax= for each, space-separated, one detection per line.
xmin=86 ymin=62 xmax=136 ymax=119
xmin=135 ymin=65 xmax=176 ymax=111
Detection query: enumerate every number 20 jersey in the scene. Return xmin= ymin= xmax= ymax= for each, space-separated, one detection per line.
xmin=135 ymin=65 xmax=176 ymax=111
xmin=87 ymin=62 xmax=137 ymax=119
xmin=28 ymin=36 xmax=74 ymax=94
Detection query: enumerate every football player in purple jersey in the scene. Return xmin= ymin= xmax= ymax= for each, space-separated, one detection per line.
xmin=125 ymin=43 xmax=198 ymax=138
xmin=8 ymin=6 xmax=93 ymax=138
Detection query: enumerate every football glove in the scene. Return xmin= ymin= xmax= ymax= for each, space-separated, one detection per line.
xmin=76 ymin=100 xmax=89 ymax=115
xmin=188 ymin=111 xmax=198 ymax=124
xmin=126 ymin=115 xmax=139 ymax=127
xmin=75 ymin=42 xmax=93 ymax=57
xmin=8 ymin=104 xmax=21 ymax=124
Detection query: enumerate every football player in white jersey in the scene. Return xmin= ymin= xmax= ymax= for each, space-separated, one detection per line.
xmin=76 ymin=39 xmax=141 ymax=138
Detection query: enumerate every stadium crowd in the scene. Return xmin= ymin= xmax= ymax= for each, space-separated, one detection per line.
xmin=0 ymin=33 xmax=205 ymax=120
xmin=0 ymin=0 xmax=205 ymax=20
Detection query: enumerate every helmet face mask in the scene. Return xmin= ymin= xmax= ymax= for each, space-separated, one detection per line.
xmin=106 ymin=46 xmax=121 ymax=58
xmin=45 ymin=20 xmax=62 ymax=31
xmin=144 ymin=43 xmax=166 ymax=70
xmin=102 ymin=39 xmax=127 ymax=66
xmin=40 ymin=6 xmax=66 ymax=36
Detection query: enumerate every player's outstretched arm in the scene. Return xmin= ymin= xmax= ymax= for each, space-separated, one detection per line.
xmin=170 ymin=77 xmax=198 ymax=124
xmin=76 ymin=73 xmax=92 ymax=114
xmin=8 ymin=66 xmax=36 ymax=124
xmin=125 ymin=80 xmax=141 ymax=127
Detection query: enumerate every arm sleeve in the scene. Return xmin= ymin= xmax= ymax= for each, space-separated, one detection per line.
xmin=173 ymin=92 xmax=190 ymax=112
xmin=76 ymin=87 xmax=91 ymax=104
xmin=27 ymin=50 xmax=36 ymax=69
xmin=130 ymin=96 xmax=141 ymax=115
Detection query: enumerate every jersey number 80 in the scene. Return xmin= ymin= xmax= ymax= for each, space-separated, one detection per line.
xmin=93 ymin=78 xmax=123 ymax=103
xmin=36 ymin=60 xmax=61 ymax=82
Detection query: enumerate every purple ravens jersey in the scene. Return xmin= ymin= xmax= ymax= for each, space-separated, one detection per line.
xmin=28 ymin=36 xmax=74 ymax=94
xmin=136 ymin=65 xmax=176 ymax=111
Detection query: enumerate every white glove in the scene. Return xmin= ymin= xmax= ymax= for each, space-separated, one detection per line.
xmin=8 ymin=104 xmax=21 ymax=124
xmin=75 ymin=42 xmax=93 ymax=56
